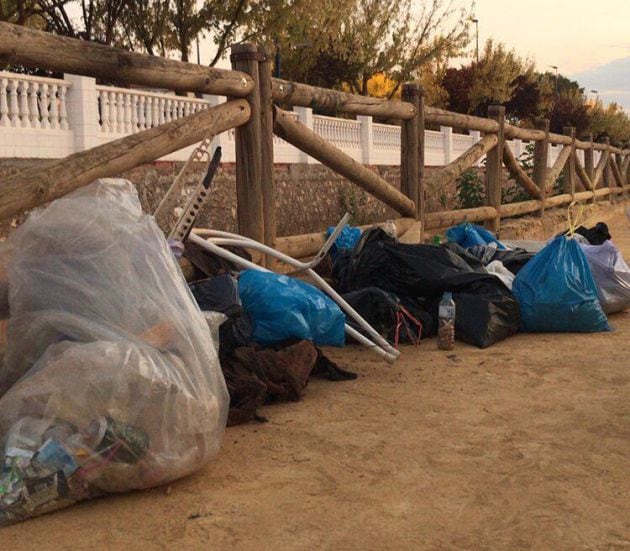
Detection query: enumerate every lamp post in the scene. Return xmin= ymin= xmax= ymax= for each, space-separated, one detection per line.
xmin=550 ymin=65 xmax=559 ymax=94
xmin=471 ymin=18 xmax=479 ymax=64
xmin=274 ymin=41 xmax=281 ymax=78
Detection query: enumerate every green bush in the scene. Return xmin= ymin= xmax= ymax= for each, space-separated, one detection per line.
xmin=455 ymin=169 xmax=485 ymax=209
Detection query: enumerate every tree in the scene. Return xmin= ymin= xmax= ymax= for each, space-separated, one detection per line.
xmin=468 ymin=40 xmax=526 ymax=115
xmin=589 ymin=100 xmax=630 ymax=146
xmin=504 ymin=70 xmax=553 ymax=124
xmin=248 ymin=0 xmax=471 ymax=97
xmin=124 ymin=0 xmax=172 ymax=56
xmin=0 ymin=0 xmax=72 ymax=27
xmin=442 ymin=40 xmax=530 ymax=116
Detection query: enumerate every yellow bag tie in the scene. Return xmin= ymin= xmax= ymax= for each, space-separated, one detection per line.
xmin=566 ymin=201 xmax=585 ymax=238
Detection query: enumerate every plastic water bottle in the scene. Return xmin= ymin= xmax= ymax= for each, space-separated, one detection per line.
xmin=438 ymin=291 xmax=456 ymax=350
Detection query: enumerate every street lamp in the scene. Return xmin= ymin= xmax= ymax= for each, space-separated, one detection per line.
xmin=550 ymin=65 xmax=559 ymax=94
xmin=471 ymin=18 xmax=479 ymax=64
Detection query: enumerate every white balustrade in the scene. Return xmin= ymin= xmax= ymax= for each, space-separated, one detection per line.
xmin=1 ymin=70 xmax=625 ymax=169
xmin=313 ymin=115 xmax=361 ymax=150
xmin=0 ymin=72 xmax=70 ymax=131
xmin=95 ymin=85 xmax=212 ymax=135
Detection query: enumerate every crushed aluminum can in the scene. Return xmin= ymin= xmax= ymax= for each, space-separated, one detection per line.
xmin=22 ymin=471 xmax=68 ymax=511
xmin=34 ymin=439 xmax=78 ymax=478
xmin=88 ymin=417 xmax=150 ymax=464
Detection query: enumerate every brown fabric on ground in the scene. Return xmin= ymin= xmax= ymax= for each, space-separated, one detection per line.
xmin=223 ymin=341 xmax=356 ymax=426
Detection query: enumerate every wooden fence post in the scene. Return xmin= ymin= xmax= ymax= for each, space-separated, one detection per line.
xmin=485 ymin=105 xmax=505 ymax=234
xmin=584 ymin=134 xmax=595 ymax=204
xmin=231 ymin=43 xmax=264 ymax=243
xmin=602 ymin=137 xmax=611 ymax=201
xmin=563 ymin=126 xmax=576 ymax=200
xmin=602 ymin=137 xmax=612 ymax=195
xmin=401 ymin=83 xmax=419 ymax=213
xmin=417 ymin=86 xmax=426 ymax=240
xmin=258 ymin=47 xmax=276 ymax=267
xmin=533 ymin=118 xmax=550 ymax=216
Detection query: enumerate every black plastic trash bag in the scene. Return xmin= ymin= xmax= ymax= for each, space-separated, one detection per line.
xmin=342 ymin=287 xmax=428 ymax=344
xmin=334 ymin=229 xmax=520 ymax=348
xmin=560 ymin=222 xmax=611 ymax=245
xmin=0 ymin=180 xmax=229 ymax=526
xmin=426 ymin=278 xmax=520 ymax=348
xmin=189 ymin=275 xmax=252 ymax=357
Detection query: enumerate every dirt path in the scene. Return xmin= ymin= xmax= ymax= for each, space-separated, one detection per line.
xmin=4 ymin=211 xmax=630 ymax=550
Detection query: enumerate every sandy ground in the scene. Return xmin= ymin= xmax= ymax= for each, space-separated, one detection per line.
xmin=3 ymin=211 xmax=630 ymax=550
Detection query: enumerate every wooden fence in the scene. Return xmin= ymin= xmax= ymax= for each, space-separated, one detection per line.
xmin=1 ymin=21 xmax=629 ymax=260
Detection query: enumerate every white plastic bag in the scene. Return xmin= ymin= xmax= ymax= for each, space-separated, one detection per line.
xmin=486 ymin=260 xmax=515 ymax=290
xmin=0 ymin=180 xmax=228 ymax=525
xmin=580 ymin=241 xmax=630 ymax=314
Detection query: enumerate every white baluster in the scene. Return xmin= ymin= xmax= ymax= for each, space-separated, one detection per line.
xmin=101 ymin=91 xmax=110 ymax=132
xmin=58 ymin=85 xmax=68 ymax=130
xmin=138 ymin=96 xmax=146 ymax=130
xmin=109 ymin=91 xmax=118 ymax=133
xmin=123 ymin=93 xmax=132 ymax=133
xmin=0 ymin=78 xmax=8 ymax=126
xmin=152 ymin=96 xmax=159 ymax=126
xmin=158 ymin=97 xmax=165 ymax=125
xmin=18 ymin=80 xmax=29 ymax=127
xmin=116 ymin=92 xmax=124 ymax=133
xmin=49 ymin=84 xmax=59 ymax=129
xmin=28 ymin=81 xmax=39 ymax=128
xmin=164 ymin=98 xmax=172 ymax=122
xmin=146 ymin=97 xmax=154 ymax=127
xmin=8 ymin=80 xmax=18 ymax=127
xmin=40 ymin=83 xmax=51 ymax=129
xmin=131 ymin=95 xmax=138 ymax=131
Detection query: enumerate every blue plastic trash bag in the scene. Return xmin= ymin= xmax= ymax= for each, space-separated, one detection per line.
xmin=513 ymin=236 xmax=609 ymax=332
xmin=446 ymin=223 xmax=505 ymax=250
xmin=238 ymin=270 xmax=346 ymax=346
xmin=326 ymin=224 xmax=361 ymax=260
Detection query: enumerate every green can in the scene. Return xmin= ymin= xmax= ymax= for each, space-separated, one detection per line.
xmin=89 ymin=417 xmax=150 ymax=464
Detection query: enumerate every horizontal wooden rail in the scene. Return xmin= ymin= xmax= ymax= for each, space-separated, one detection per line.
xmin=574 ymin=190 xmax=595 ymax=201
xmin=544 ymin=193 xmax=573 ymax=208
xmin=425 ymin=206 xmax=498 ymax=229
xmin=0 ymin=99 xmax=250 ymax=221
xmin=425 ymin=106 xmax=499 ymax=133
xmin=0 ymin=21 xmax=253 ymax=97
xmin=500 ymin=200 xmax=541 ymax=217
xmin=273 ymin=218 xmax=417 ymax=258
xmin=503 ymin=126 xmax=546 ymax=142
xmin=271 ymin=78 xmax=416 ymax=119
xmin=273 ymin=107 xmax=416 ymax=217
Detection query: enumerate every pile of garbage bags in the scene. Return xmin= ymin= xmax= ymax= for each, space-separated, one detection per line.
xmin=0 ymin=181 xmax=228 ymax=525
xmin=319 ymin=220 xmax=628 ymax=347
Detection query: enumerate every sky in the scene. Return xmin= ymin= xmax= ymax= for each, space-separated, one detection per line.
xmin=465 ymin=0 xmax=630 ymax=109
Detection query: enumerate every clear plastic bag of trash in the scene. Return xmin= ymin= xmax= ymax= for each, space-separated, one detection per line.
xmin=579 ymin=240 xmax=630 ymax=314
xmin=0 ymin=180 xmax=228 ymax=525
